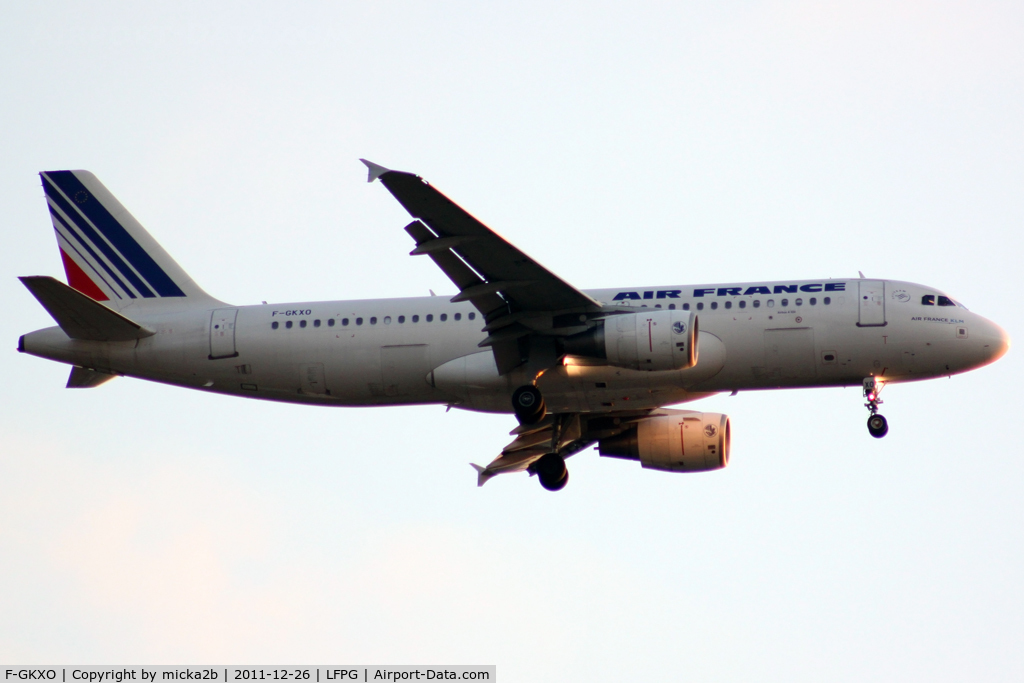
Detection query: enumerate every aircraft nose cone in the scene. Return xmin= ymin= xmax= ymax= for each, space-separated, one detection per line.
xmin=992 ymin=322 xmax=1010 ymax=362
xmin=977 ymin=318 xmax=1010 ymax=367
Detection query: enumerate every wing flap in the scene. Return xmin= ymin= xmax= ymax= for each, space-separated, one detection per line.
xmin=404 ymin=220 xmax=508 ymax=317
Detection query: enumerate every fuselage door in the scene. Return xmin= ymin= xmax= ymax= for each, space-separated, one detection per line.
xmin=857 ymin=281 xmax=886 ymax=327
xmin=209 ymin=308 xmax=239 ymax=359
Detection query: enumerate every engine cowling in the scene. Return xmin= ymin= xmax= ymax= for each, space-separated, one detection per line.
xmin=598 ymin=410 xmax=730 ymax=472
xmin=562 ymin=310 xmax=698 ymax=371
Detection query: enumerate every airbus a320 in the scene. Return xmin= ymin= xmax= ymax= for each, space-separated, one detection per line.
xmin=18 ymin=161 xmax=1010 ymax=491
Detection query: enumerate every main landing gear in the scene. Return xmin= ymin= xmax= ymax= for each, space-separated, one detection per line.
xmin=863 ymin=377 xmax=889 ymax=439
xmin=511 ymin=385 xmax=571 ymax=491
xmin=512 ymin=385 xmax=546 ymax=425
xmin=534 ymin=453 xmax=569 ymax=491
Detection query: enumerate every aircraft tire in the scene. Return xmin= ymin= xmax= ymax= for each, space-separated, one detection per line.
xmin=867 ymin=414 xmax=889 ymax=439
xmin=512 ymin=385 xmax=546 ymax=424
xmin=536 ymin=453 xmax=568 ymax=491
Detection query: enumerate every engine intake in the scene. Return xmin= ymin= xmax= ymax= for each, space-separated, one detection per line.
xmin=599 ymin=410 xmax=730 ymax=472
xmin=562 ymin=310 xmax=698 ymax=371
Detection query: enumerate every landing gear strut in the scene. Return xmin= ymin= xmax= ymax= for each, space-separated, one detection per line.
xmin=512 ymin=385 xmax=546 ymax=425
xmin=863 ymin=377 xmax=888 ymax=438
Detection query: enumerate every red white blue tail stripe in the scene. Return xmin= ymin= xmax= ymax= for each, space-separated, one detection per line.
xmin=41 ymin=170 xmax=187 ymax=301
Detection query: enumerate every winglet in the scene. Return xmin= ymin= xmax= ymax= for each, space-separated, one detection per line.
xmin=470 ymin=463 xmax=495 ymax=487
xmin=359 ymin=159 xmax=391 ymax=183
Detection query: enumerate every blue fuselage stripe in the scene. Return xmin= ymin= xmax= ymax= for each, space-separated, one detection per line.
xmin=49 ymin=207 xmax=134 ymax=298
xmin=44 ymin=172 xmax=186 ymax=297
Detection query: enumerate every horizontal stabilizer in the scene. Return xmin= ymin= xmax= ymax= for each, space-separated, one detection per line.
xmin=19 ymin=276 xmax=155 ymax=341
xmin=67 ymin=366 xmax=118 ymax=388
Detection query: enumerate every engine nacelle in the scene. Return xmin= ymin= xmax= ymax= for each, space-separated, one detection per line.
xmin=563 ymin=310 xmax=698 ymax=371
xmin=598 ymin=410 xmax=730 ymax=472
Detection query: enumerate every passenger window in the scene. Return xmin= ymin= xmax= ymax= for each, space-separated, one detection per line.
xmin=696 ymin=302 xmax=704 ymax=310
xmin=468 ymin=312 xmax=476 ymax=320
xmin=922 ymin=294 xmax=935 ymax=305
xmin=426 ymin=314 xmax=433 ymax=322
xmin=824 ymin=297 xmax=831 ymax=305
xmin=795 ymin=298 xmax=802 ymax=306
xmin=724 ymin=301 xmax=732 ymax=309
xmin=454 ymin=312 xmax=462 ymax=320
xmin=739 ymin=300 xmax=746 ymax=309
xmin=655 ymin=304 xmax=662 ymax=309
xmin=272 ymin=321 xmax=279 ymax=330
xmin=398 ymin=315 xmax=405 ymax=323
xmin=767 ymin=299 xmax=775 ymax=308
xmin=286 ymin=320 xmax=293 ymax=329
xmin=300 ymin=320 xmax=307 ymax=328
xmin=356 ymin=317 xmax=363 ymax=325
xmin=683 ymin=303 xmax=691 ymax=311
xmin=753 ymin=300 xmax=760 ymax=308
xmin=668 ymin=304 xmax=676 ymax=310
xmin=342 ymin=318 xmax=349 ymax=326
xmin=710 ymin=302 xmax=718 ymax=310
xmin=370 ymin=317 xmax=377 ymax=325
xmin=809 ymin=298 xmax=816 ymax=305
xmin=937 ymin=296 xmax=955 ymax=306
xmin=384 ymin=316 xmax=391 ymax=324
xmin=440 ymin=313 xmax=448 ymax=321
xmin=314 ymin=319 xmax=321 ymax=327
xmin=328 ymin=318 xmax=335 ymax=327
xmin=780 ymin=299 xmax=788 ymax=307
xmin=412 ymin=315 xmax=419 ymax=323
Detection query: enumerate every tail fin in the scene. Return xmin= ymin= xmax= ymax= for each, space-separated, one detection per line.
xmin=40 ymin=170 xmax=215 ymax=309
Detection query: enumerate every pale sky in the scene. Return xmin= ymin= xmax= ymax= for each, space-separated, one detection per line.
xmin=2 ymin=2 xmax=1022 ymax=680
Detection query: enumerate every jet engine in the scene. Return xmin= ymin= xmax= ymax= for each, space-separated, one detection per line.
xmin=598 ymin=409 xmax=730 ymax=472
xmin=562 ymin=310 xmax=698 ymax=372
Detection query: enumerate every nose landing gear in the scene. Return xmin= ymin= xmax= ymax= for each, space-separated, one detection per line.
xmin=863 ymin=377 xmax=889 ymax=438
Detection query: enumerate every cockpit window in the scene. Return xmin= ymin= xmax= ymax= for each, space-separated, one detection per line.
xmin=937 ymin=295 xmax=956 ymax=307
xmin=922 ymin=294 xmax=935 ymax=305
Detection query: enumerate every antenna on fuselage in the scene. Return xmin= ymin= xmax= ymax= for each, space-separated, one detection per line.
xmin=858 ymin=271 xmax=866 ymax=278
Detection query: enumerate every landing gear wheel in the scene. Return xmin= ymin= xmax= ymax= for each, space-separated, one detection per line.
xmin=512 ymin=385 xmax=546 ymax=425
xmin=535 ymin=453 xmax=568 ymax=491
xmin=867 ymin=414 xmax=889 ymax=439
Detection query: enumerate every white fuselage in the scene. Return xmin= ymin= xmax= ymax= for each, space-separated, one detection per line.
xmin=20 ymin=278 xmax=1007 ymax=415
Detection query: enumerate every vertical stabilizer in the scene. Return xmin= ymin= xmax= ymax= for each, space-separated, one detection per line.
xmin=40 ymin=170 xmax=217 ymax=310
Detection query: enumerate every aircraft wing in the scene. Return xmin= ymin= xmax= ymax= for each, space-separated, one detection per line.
xmin=362 ymin=160 xmax=602 ymax=372
xmin=471 ymin=409 xmax=659 ymax=486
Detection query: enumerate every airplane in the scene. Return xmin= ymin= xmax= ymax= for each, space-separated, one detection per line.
xmin=17 ymin=162 xmax=1010 ymax=492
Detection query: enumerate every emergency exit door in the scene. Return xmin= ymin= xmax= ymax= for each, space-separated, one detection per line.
xmin=857 ymin=281 xmax=887 ymax=327
xmin=209 ymin=308 xmax=239 ymax=359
